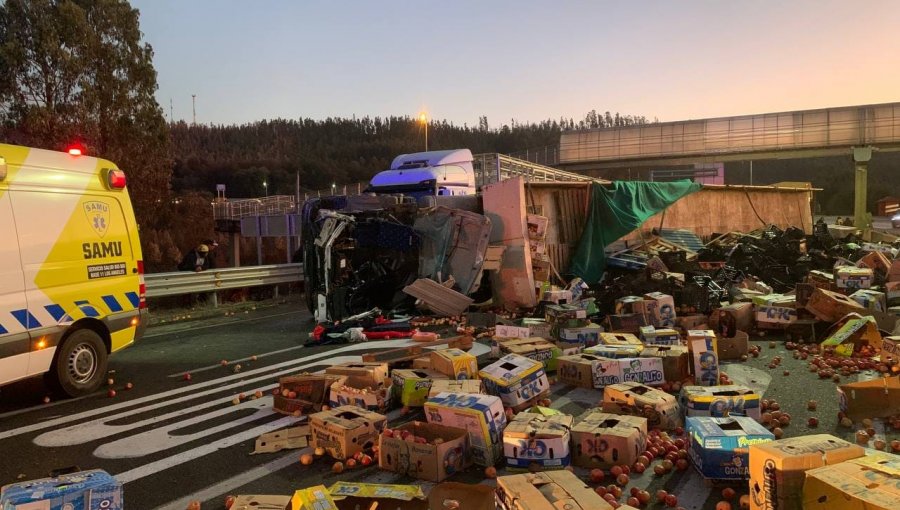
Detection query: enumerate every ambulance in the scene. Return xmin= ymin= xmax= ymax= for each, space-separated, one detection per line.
xmin=0 ymin=143 xmax=146 ymax=396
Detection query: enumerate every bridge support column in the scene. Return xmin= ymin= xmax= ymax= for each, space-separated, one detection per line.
xmin=853 ymin=147 xmax=873 ymax=229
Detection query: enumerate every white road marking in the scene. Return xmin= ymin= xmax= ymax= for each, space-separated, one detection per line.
xmin=152 ymin=451 xmax=302 ymax=510
xmin=142 ymin=310 xmax=304 ymax=339
xmin=113 ymin=415 xmax=297 ymax=484
xmin=166 ymin=344 xmax=306 ymax=378
xmin=94 ymin=397 xmax=276 ymax=458
xmin=2 ymin=340 xmax=405 ymax=441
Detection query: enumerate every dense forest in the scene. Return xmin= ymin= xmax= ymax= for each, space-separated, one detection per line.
xmin=169 ymin=111 xmax=651 ymax=198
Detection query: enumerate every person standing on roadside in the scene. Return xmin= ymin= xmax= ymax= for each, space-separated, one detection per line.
xmin=178 ymin=244 xmax=212 ymax=272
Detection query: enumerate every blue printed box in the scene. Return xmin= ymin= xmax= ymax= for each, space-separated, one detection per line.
xmin=685 ymin=416 xmax=774 ymax=480
xmin=1 ymin=470 xmax=123 ymax=510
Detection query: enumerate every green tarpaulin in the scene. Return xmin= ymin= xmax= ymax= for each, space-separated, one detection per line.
xmin=569 ymin=180 xmax=702 ymax=282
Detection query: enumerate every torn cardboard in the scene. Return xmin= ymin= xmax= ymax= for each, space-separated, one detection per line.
xmin=252 ymin=425 xmax=310 ymax=454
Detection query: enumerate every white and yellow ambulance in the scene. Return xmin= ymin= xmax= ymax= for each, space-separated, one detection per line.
xmin=0 ymin=143 xmax=146 ymax=396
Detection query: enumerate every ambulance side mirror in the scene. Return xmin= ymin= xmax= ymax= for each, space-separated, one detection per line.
xmin=0 ymin=156 xmax=6 ymax=181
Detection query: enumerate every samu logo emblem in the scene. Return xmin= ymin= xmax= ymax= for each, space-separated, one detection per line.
xmin=83 ymin=201 xmax=110 ymax=238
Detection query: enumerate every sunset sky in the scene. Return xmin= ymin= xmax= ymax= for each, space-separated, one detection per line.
xmin=133 ymin=0 xmax=900 ymax=126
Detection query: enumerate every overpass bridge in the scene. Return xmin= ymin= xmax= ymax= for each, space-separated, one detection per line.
xmin=557 ymin=101 xmax=900 ymax=227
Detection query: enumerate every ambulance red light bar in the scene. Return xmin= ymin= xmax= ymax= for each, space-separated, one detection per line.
xmin=105 ymin=169 xmax=127 ymax=189
xmin=68 ymin=147 xmax=82 ymax=156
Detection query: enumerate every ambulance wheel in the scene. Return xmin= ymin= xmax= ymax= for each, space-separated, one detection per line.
xmin=52 ymin=329 xmax=108 ymax=397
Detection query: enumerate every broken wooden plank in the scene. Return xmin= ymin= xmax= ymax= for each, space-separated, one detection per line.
xmin=403 ymin=278 xmax=473 ymax=316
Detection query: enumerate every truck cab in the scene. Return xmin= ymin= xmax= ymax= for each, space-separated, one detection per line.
xmin=366 ymin=149 xmax=476 ymax=198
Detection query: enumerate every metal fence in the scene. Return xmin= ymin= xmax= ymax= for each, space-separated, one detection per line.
xmin=145 ymin=263 xmax=303 ymax=306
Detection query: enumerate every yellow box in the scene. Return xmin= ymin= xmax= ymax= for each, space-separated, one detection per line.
xmin=292 ymin=485 xmax=337 ymax=510
xmin=748 ymin=434 xmax=865 ymax=510
xmin=429 ymin=348 xmax=478 ymax=380
xmin=803 ymin=453 xmax=900 ymax=510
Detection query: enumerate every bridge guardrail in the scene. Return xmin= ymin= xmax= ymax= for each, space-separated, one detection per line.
xmin=144 ymin=264 xmax=304 ymax=302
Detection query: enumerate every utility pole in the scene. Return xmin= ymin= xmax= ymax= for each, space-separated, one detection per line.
xmin=192 ymin=94 xmax=197 ymax=125
xmin=169 ymin=98 xmax=174 ymax=123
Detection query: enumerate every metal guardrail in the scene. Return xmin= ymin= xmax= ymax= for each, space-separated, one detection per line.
xmin=144 ymin=263 xmax=304 ymax=299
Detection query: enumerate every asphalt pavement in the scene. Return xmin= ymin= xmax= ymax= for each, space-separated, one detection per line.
xmin=0 ymin=303 xmax=895 ymax=510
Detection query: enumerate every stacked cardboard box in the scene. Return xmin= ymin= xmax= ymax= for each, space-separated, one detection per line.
xmin=424 ymin=392 xmax=507 ymax=467
xmin=502 ymin=412 xmax=573 ymax=470
xmin=570 ymin=410 xmax=647 ymax=469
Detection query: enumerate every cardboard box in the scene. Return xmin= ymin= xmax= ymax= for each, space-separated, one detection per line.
xmin=526 ymin=214 xmax=548 ymax=240
xmin=427 ymin=482 xmax=495 ymax=510
xmin=679 ymin=384 xmax=761 ymax=420
xmin=615 ymin=295 xmax=645 ymax=315
xmin=412 ymin=356 xmax=432 ymax=369
xmin=640 ymin=345 xmax=690 ymax=382
xmin=807 ymin=270 xmax=837 ymax=291
xmin=715 ymin=302 xmax=754 ymax=337
xmin=584 ymin=343 xmax=643 ymax=359
xmin=378 ymin=421 xmax=470 ymax=482
xmin=592 ymin=357 xmax=666 ymax=388
xmin=571 ymin=410 xmax=647 ymax=469
xmin=882 ymin=336 xmax=900 ymax=358
xmin=424 ymin=392 xmax=507 ymax=467
xmin=554 ymin=340 xmax=585 ymax=357
xmin=601 ymin=382 xmax=682 ymax=430
xmin=838 ymin=376 xmax=900 ymax=420
xmin=558 ymin=323 xmax=604 ymax=347
xmin=495 ymin=470 xmax=616 ymax=510
xmin=521 ymin=318 xmax=552 ymax=339
xmin=292 ymin=486 xmax=336 ymax=510
xmin=329 ymin=378 xmax=390 ymax=413
xmin=755 ymin=305 xmax=798 ymax=329
xmin=545 ymin=304 xmax=588 ymax=323
xmin=229 ymin=495 xmax=291 ymax=510
xmin=327 ymin=482 xmax=428 ymax=510
xmin=686 ymin=416 xmax=774 ymax=479
xmin=806 ymin=288 xmax=866 ymax=322
xmin=835 ymin=266 xmax=874 ymax=289
xmin=639 ymin=326 xmax=682 ymax=346
xmin=427 ymin=379 xmax=483 ymax=398
xmin=494 ymin=324 xmax=531 ymax=339
xmin=748 ymin=434 xmax=866 ymax=510
xmin=677 ymin=314 xmax=709 ymax=331
xmin=309 ymin=405 xmax=386 ymax=460
xmin=820 ymin=315 xmax=882 ymax=357
xmin=643 ymin=292 xmax=677 ymax=327
xmin=540 ymin=288 xmax=571 ymax=303
xmin=599 ymin=332 xmax=644 ymax=351
xmin=274 ymin=374 xmax=343 ymax=415
xmin=493 ymin=337 xmax=563 ymax=371
xmin=0 ymin=470 xmax=122 ymax=510
xmin=252 ymin=425 xmax=310 ymax=454
xmin=324 ymin=362 xmax=389 ymax=388
xmin=480 ymin=354 xmax=550 ymax=411
xmin=849 ymin=289 xmax=887 ymax=312
xmin=503 ymin=412 xmax=574 ymax=470
xmin=557 ymin=353 xmax=607 ymax=389
xmin=718 ymin=331 xmax=750 ymax=360
xmin=802 ymin=453 xmax=900 ymax=510
xmin=390 ymin=369 xmax=447 ymax=407
xmin=606 ymin=313 xmax=649 ymax=333
xmin=688 ymin=330 xmax=720 ymax=386
xmin=430 ymin=348 xmax=478 ymax=380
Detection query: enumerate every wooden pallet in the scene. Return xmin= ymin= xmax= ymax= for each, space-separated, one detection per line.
xmin=629 ymin=236 xmax=698 ymax=261
xmin=361 ymin=336 xmax=473 ymax=364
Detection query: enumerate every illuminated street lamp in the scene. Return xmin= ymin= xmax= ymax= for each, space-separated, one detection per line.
xmin=331 ymin=183 xmax=336 ymax=195
xmin=263 ymin=180 xmax=268 ymax=197
xmin=419 ymin=111 xmax=428 ymax=151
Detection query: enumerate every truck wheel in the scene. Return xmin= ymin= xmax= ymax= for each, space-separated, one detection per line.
xmin=52 ymin=329 xmax=108 ymax=397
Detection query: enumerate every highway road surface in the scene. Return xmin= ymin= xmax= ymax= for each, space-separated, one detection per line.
xmin=0 ymin=302 xmax=891 ymax=510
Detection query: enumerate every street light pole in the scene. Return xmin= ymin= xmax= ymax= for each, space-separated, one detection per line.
xmin=263 ymin=181 xmax=268 ymax=197
xmin=419 ymin=112 xmax=428 ymax=151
